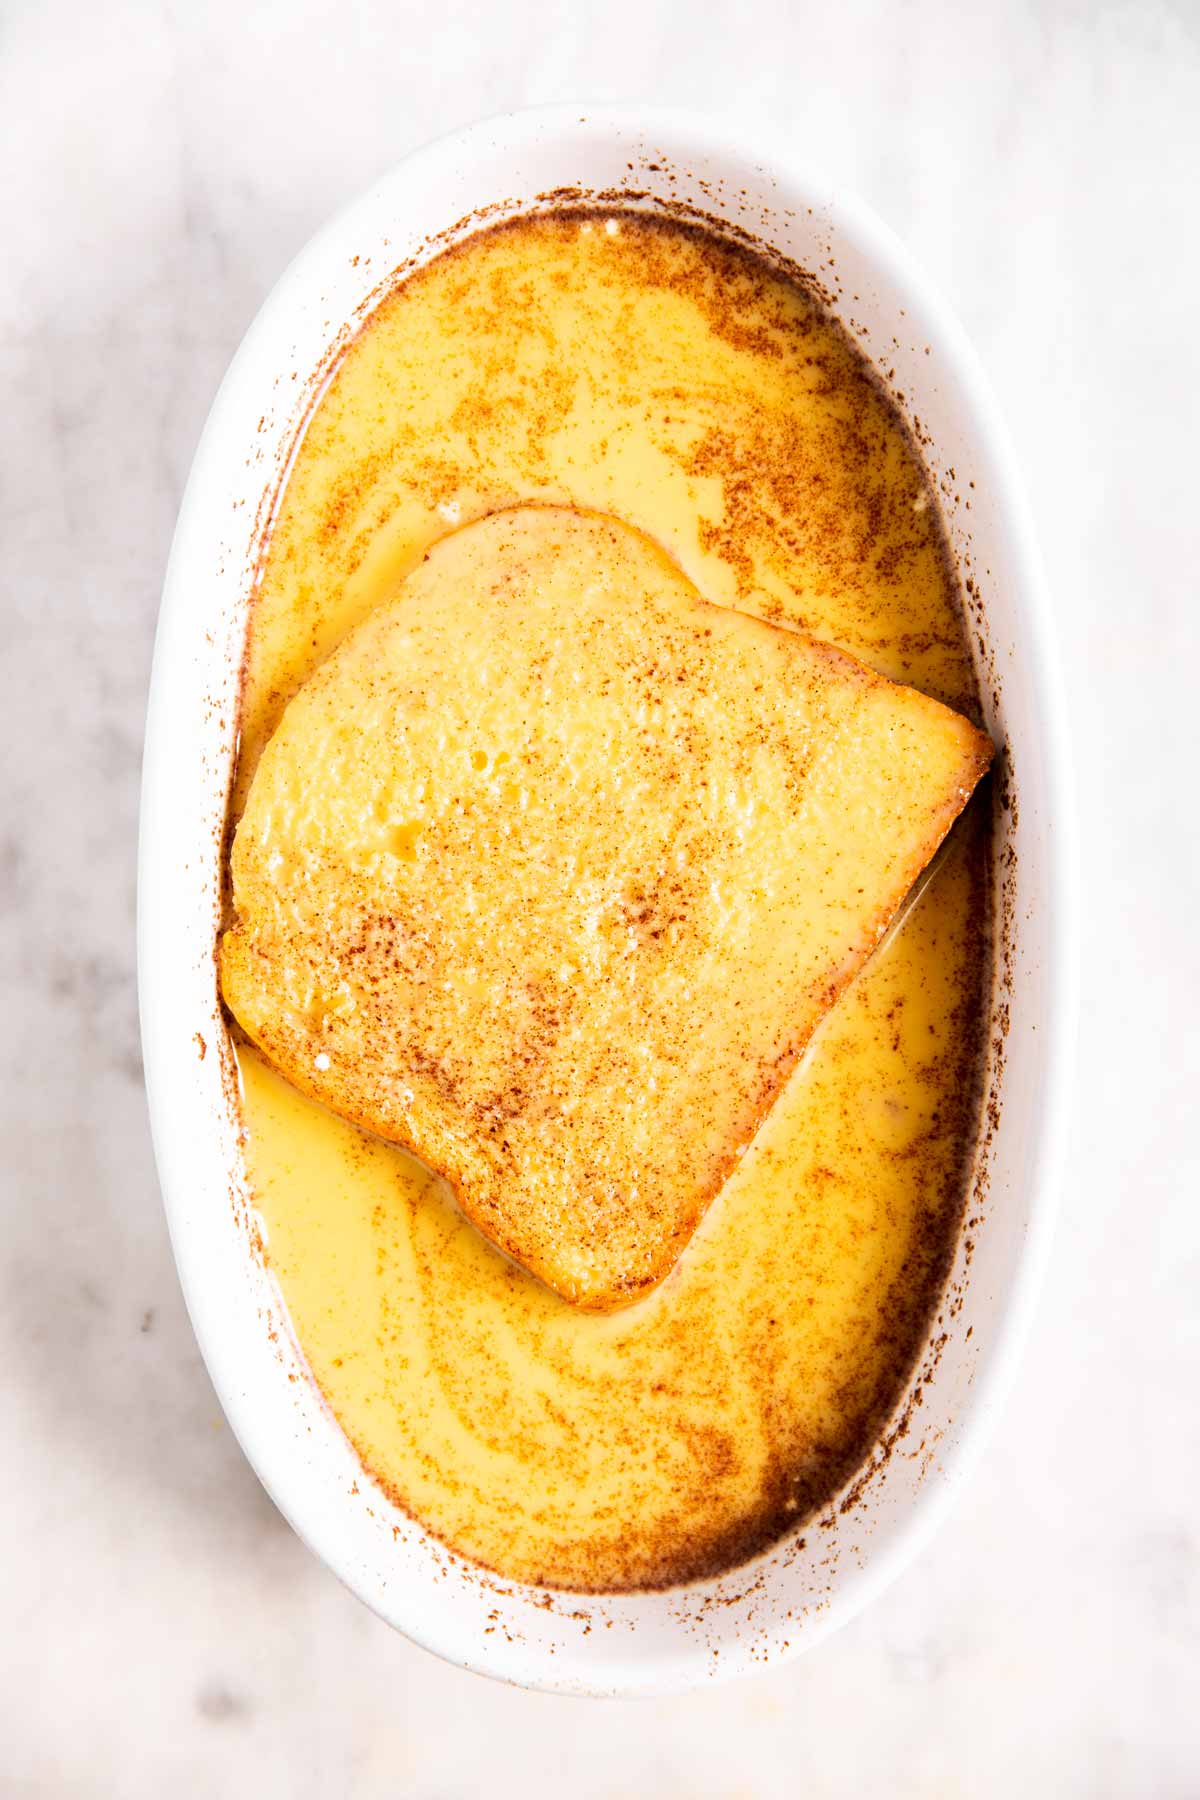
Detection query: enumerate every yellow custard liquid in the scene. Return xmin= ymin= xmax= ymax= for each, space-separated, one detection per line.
xmin=231 ymin=210 xmax=990 ymax=1592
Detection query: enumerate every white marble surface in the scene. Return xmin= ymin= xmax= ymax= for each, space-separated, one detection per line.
xmin=3 ymin=0 xmax=1198 ymax=1792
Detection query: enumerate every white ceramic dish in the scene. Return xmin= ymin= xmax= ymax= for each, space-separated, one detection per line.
xmin=139 ymin=105 xmax=1074 ymax=1695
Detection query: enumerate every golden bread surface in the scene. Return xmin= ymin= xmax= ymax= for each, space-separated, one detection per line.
xmin=222 ymin=505 xmax=991 ymax=1309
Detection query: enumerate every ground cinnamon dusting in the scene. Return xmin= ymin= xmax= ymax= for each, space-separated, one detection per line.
xmin=224 ymin=204 xmax=995 ymax=1594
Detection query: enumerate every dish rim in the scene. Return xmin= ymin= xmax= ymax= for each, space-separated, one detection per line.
xmin=138 ymin=102 xmax=1077 ymax=1694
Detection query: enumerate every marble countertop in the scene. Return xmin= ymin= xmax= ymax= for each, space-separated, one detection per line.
xmin=4 ymin=0 xmax=1198 ymax=1792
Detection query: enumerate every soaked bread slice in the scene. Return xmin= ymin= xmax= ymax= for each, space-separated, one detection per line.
xmin=221 ymin=507 xmax=992 ymax=1309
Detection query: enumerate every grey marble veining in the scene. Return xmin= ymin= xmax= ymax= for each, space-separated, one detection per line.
xmin=3 ymin=0 xmax=1198 ymax=1793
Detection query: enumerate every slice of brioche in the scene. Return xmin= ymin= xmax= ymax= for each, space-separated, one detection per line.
xmin=221 ymin=506 xmax=992 ymax=1309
